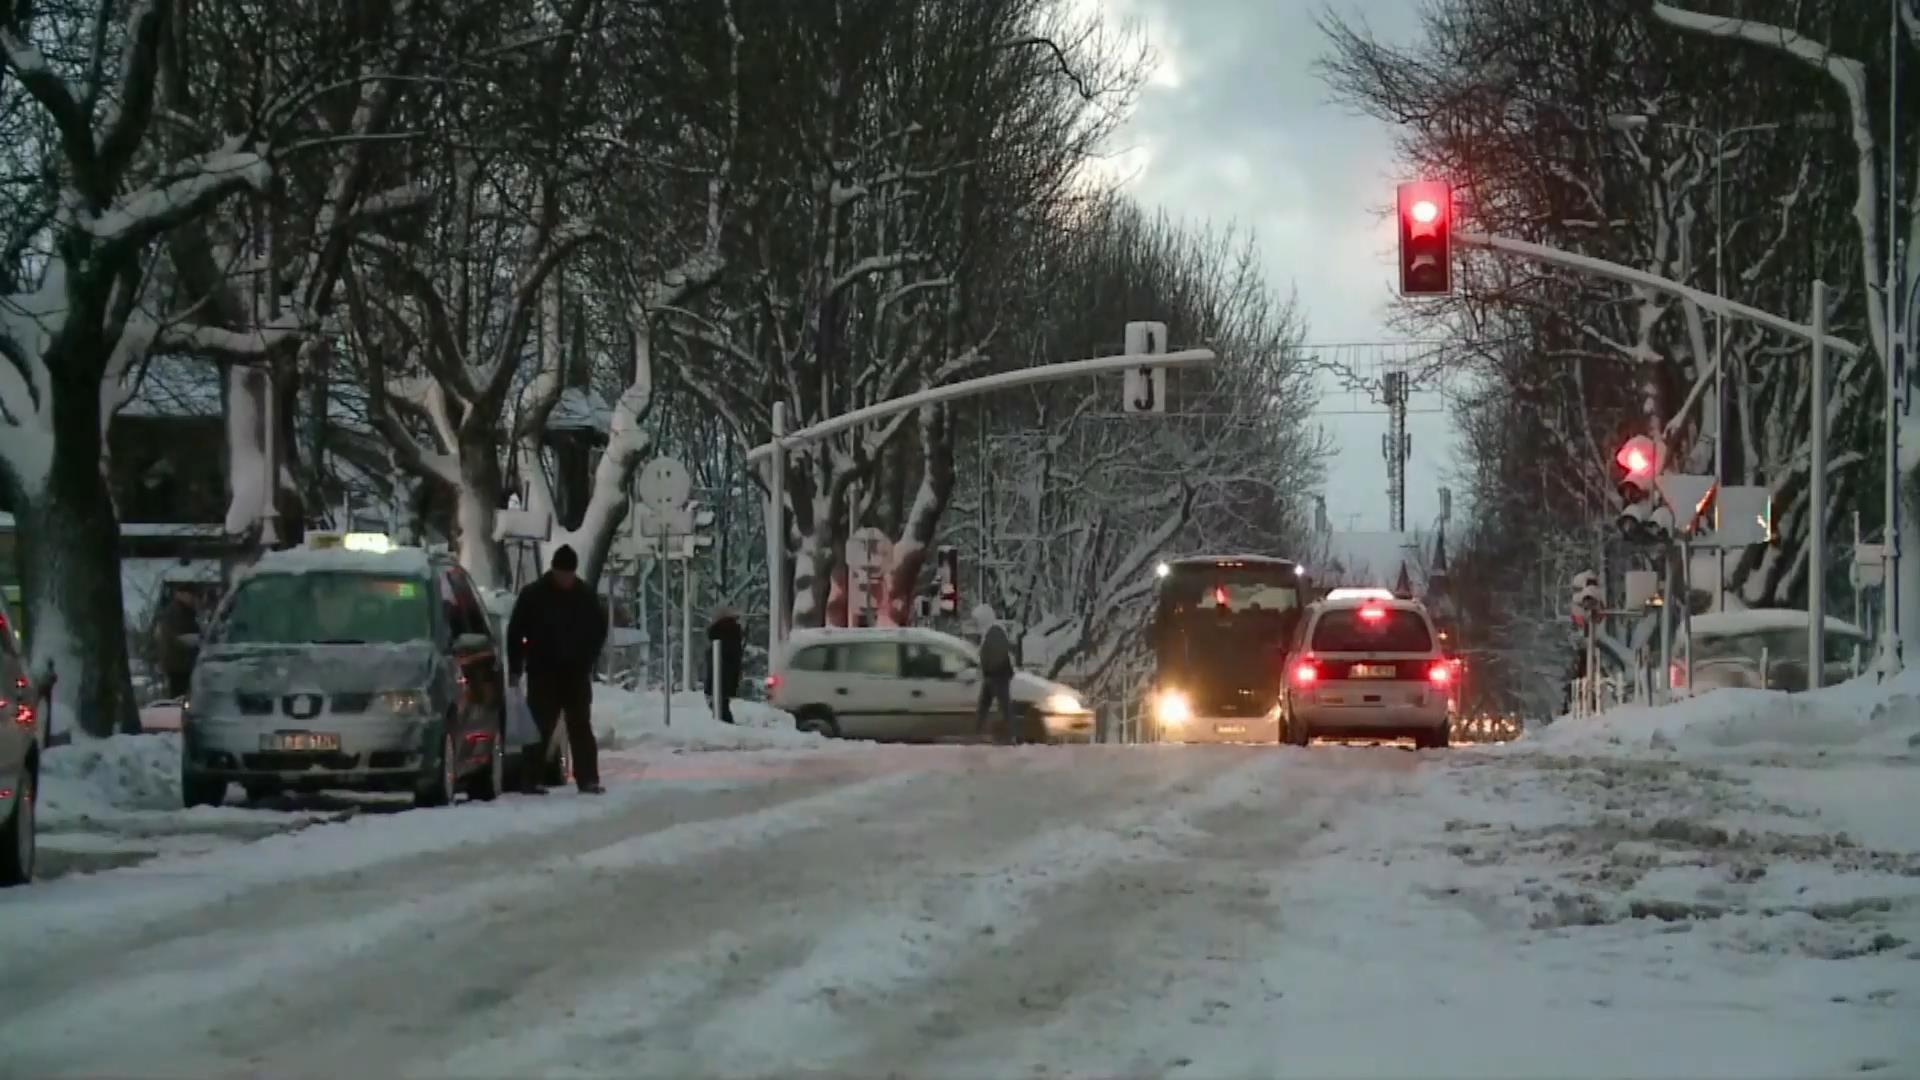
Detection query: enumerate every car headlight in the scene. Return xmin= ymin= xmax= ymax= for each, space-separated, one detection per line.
xmin=1042 ymin=692 xmax=1088 ymax=715
xmin=1152 ymin=688 xmax=1191 ymax=727
xmin=378 ymin=690 xmax=428 ymax=716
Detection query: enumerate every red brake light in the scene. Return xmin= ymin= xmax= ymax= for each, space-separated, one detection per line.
xmin=1428 ymin=661 xmax=1452 ymax=688
xmin=1359 ymin=605 xmax=1386 ymax=621
xmin=766 ymin=674 xmax=782 ymax=691
xmin=1292 ymin=660 xmax=1319 ymax=687
xmin=1214 ymin=586 xmax=1230 ymax=606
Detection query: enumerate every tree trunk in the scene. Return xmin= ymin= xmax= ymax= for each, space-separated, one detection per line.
xmin=456 ymin=439 xmax=509 ymax=589
xmin=19 ymin=374 xmax=139 ymax=737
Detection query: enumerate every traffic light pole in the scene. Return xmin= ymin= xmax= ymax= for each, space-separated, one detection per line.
xmin=1456 ymin=229 xmax=1872 ymax=674
xmin=747 ymin=345 xmax=1219 ymax=665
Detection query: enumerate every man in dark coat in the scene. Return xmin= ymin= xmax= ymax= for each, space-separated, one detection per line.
xmin=974 ymin=620 xmax=1017 ymax=744
xmin=507 ymin=545 xmax=607 ymax=794
xmin=153 ymin=583 xmax=200 ymax=699
xmin=705 ymin=607 xmax=744 ymax=724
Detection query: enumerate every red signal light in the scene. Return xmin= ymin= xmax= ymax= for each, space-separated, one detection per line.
xmin=1397 ymin=180 xmax=1452 ymax=295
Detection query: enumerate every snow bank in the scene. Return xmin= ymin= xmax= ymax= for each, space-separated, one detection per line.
xmin=38 ymin=732 xmax=185 ymax=823
xmin=593 ymin=685 xmax=829 ymax=752
xmin=1526 ymin=672 xmax=1920 ymax=756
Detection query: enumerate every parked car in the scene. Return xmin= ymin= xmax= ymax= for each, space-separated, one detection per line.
xmin=1280 ymin=594 xmax=1453 ymax=749
xmin=1 ymin=588 xmax=40 ymax=885
xmin=1670 ymin=609 xmax=1868 ymax=696
xmin=181 ymin=532 xmax=509 ymax=808
xmin=769 ymin=626 xmax=1095 ymax=743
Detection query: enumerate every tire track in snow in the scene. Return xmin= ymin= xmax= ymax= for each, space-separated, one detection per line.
xmin=0 ymin=755 xmax=939 ymax=1076
xmin=292 ymin=748 xmax=1239 ymax=1078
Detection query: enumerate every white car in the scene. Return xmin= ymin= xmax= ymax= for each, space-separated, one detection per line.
xmin=1 ymin=589 xmax=39 ymax=885
xmin=1670 ymin=609 xmax=1868 ymax=696
xmin=769 ymin=626 xmax=1095 ymax=743
xmin=1279 ymin=595 xmax=1453 ymax=749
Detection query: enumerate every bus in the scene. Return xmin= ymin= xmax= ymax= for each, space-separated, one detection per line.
xmin=1146 ymin=555 xmax=1310 ymax=743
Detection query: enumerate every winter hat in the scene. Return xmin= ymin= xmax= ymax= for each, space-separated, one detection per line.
xmin=551 ymin=544 xmax=579 ymax=572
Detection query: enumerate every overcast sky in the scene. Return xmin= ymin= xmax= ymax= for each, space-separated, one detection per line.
xmin=1076 ymin=0 xmax=1454 ymax=536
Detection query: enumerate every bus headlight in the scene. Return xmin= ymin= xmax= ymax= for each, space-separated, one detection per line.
xmin=1152 ymin=688 xmax=1191 ymax=727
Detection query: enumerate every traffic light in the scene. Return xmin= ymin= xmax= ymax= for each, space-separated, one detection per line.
xmin=1397 ymin=180 xmax=1452 ymax=295
xmin=936 ymin=545 xmax=960 ymax=614
xmin=1570 ymin=571 xmax=1603 ymax=620
xmin=1615 ymin=435 xmax=1659 ymax=498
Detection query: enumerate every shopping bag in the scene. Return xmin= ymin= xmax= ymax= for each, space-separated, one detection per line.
xmin=504 ymin=683 xmax=541 ymax=747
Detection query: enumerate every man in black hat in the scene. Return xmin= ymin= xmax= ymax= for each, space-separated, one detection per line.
xmin=506 ymin=544 xmax=607 ymax=794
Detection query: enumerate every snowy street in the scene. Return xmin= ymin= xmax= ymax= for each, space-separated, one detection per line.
xmin=4 ymin=685 xmax=1919 ymax=1078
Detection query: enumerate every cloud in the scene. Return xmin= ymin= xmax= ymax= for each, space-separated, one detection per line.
xmin=1071 ymin=0 xmax=1456 ymax=533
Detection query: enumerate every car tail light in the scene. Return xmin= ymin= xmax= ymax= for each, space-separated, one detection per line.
xmin=765 ymin=674 xmax=782 ymax=692
xmin=1292 ymin=659 xmax=1319 ymax=687
xmin=1428 ymin=661 xmax=1452 ymax=688
xmin=1359 ymin=604 xmax=1386 ymax=621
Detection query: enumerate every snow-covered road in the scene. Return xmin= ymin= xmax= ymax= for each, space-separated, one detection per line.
xmin=3 ymin=725 xmax=1918 ymax=1077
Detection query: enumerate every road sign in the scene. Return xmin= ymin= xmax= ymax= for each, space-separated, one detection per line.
xmin=632 ymin=502 xmax=698 ymax=538
xmin=1122 ymin=320 xmax=1168 ymax=413
xmin=1623 ymin=569 xmax=1659 ymax=611
xmin=493 ymin=506 xmax=552 ymax=542
xmin=1708 ymin=485 xmax=1773 ymax=547
xmin=636 ymin=456 xmax=692 ymax=510
xmin=846 ymin=526 xmax=892 ymax=571
xmin=1655 ymin=473 xmax=1716 ymax=534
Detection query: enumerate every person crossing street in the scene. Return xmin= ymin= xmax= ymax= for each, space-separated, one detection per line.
xmin=506 ymin=545 xmax=607 ymax=795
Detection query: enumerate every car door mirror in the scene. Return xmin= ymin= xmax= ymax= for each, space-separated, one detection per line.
xmin=452 ymin=632 xmax=493 ymax=656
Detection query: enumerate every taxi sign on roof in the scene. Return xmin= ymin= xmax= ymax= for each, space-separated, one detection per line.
xmin=305 ymin=531 xmax=394 ymax=553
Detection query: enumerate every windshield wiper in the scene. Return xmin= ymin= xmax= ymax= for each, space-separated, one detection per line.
xmin=310 ymin=638 xmax=368 ymax=645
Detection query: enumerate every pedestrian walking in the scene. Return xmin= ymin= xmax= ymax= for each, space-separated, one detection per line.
xmin=705 ymin=607 xmax=744 ymax=724
xmin=506 ymin=545 xmax=608 ymax=795
xmin=153 ymin=582 xmax=200 ymax=699
xmin=974 ymin=619 xmax=1017 ymax=744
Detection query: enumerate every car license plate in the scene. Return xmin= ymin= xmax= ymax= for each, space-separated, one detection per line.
xmin=261 ymin=732 xmax=340 ymax=752
xmin=1216 ymin=723 xmax=1246 ymax=734
xmin=1351 ymin=664 xmax=1395 ymax=679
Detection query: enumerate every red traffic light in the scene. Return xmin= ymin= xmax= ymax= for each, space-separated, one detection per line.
xmin=1397 ymin=180 xmax=1452 ymax=296
xmin=1615 ymin=435 xmax=1659 ymax=497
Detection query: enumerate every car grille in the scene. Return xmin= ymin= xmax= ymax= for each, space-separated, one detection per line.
xmin=236 ymin=693 xmax=275 ymax=715
xmin=243 ymin=752 xmax=360 ymax=771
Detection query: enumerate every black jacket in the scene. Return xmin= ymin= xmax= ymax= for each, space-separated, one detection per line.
xmin=506 ymin=573 xmax=607 ymax=683
xmin=706 ymin=616 xmax=744 ymax=690
xmin=154 ymin=599 xmax=199 ymax=676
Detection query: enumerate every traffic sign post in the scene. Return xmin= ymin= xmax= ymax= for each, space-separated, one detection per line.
xmin=1123 ymin=321 xmax=1168 ymax=413
xmin=631 ymin=456 xmax=715 ymax=726
xmin=844 ymin=526 xmax=892 ymax=626
xmin=746 ymin=325 xmax=1218 ymax=666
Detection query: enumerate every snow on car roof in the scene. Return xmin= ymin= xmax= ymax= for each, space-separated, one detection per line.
xmin=1686 ymin=609 xmax=1865 ymax=637
xmin=242 ymin=545 xmax=435 ymax=580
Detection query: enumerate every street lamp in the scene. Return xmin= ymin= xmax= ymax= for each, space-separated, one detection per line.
xmin=1605 ymin=112 xmax=1832 ymax=612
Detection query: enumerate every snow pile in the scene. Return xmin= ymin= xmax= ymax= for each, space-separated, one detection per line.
xmin=1527 ymin=672 xmax=1920 ymax=756
xmin=592 ymin=685 xmax=829 ymax=752
xmin=37 ymin=732 xmax=185 ymax=823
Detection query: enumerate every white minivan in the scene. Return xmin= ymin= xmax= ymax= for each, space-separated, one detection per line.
xmin=769 ymin=626 xmax=1095 ymax=743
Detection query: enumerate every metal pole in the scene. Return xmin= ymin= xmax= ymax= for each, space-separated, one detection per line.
xmin=661 ymin=517 xmax=672 ymax=728
xmin=681 ymin=555 xmax=693 ymax=693
xmin=766 ymin=401 xmax=786 ymax=667
xmin=1661 ymin=546 xmax=1674 ymax=702
xmin=1810 ymin=279 xmax=1829 ymax=689
xmin=711 ymin=638 xmax=724 ymax=721
xmin=1682 ymin=539 xmax=1695 ymax=691
xmin=1887 ymin=0 xmax=1904 ymax=671
xmin=1713 ymin=129 xmax=1727 ymax=613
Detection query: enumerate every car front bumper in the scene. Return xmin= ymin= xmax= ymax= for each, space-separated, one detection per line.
xmin=183 ymin=713 xmax=435 ymax=789
xmin=1040 ymin=710 xmax=1096 ymax=742
xmin=1160 ymin=713 xmax=1281 ymax=744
